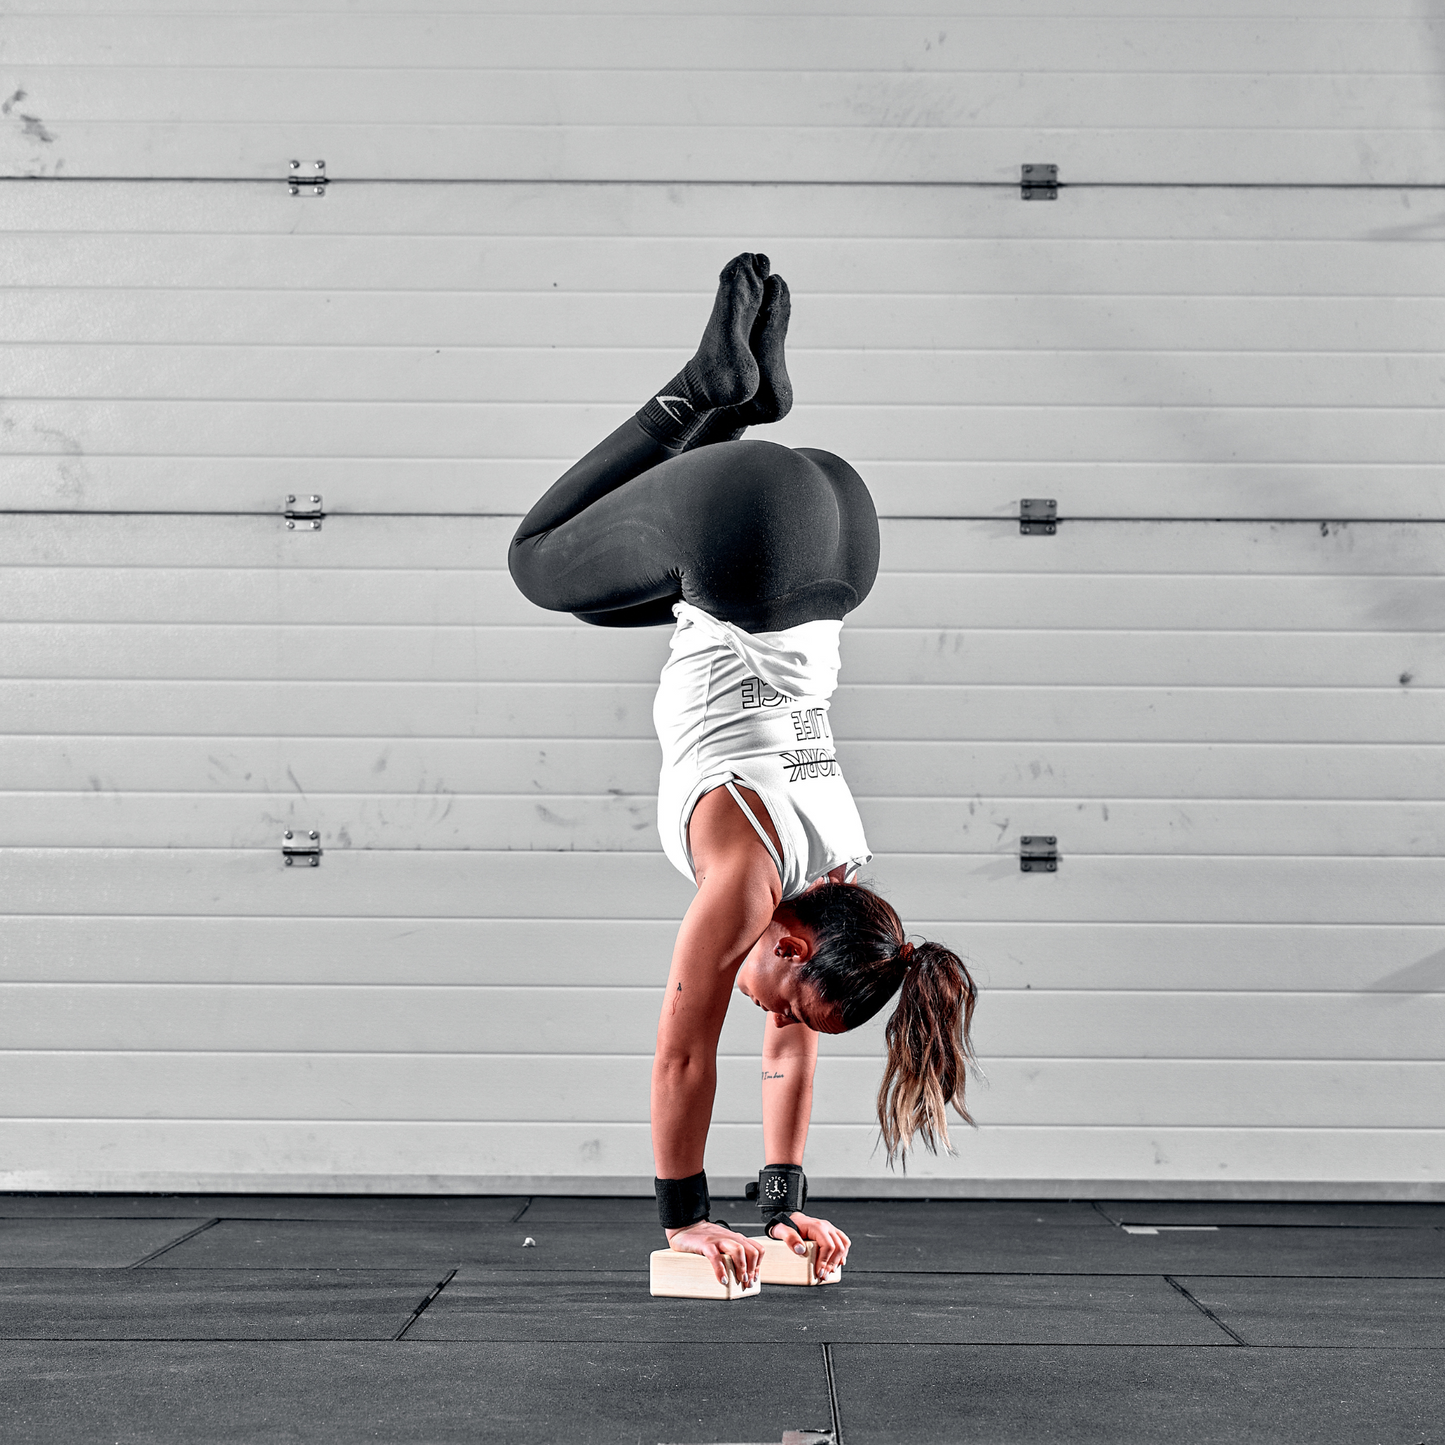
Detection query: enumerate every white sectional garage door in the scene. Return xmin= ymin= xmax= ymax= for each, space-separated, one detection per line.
xmin=2 ymin=3 xmax=1441 ymax=1196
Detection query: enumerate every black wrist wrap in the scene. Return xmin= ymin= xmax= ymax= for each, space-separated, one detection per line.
xmin=748 ymin=1163 xmax=806 ymax=1234
xmin=655 ymin=1170 xmax=710 ymax=1230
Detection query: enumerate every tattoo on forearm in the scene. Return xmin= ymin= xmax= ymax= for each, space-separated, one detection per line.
xmin=671 ymin=982 xmax=681 ymax=1015
xmin=761 ymin=1070 xmax=786 ymax=1080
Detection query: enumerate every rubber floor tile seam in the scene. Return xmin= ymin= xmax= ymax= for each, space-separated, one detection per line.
xmin=822 ymin=1341 xmax=844 ymax=1445
xmin=1091 ymin=1201 xmax=1123 ymax=1228
xmin=10 ymin=1337 xmax=1440 ymax=1351
xmin=388 ymin=1339 xmax=1253 ymax=1350
xmin=4 ymin=1334 xmax=456 ymax=1344
xmin=1165 ymin=1275 xmax=1248 ymax=1345
xmin=1146 ymin=1272 xmax=1445 ymax=1281
xmin=126 ymin=1218 xmax=220 ymax=1269
xmin=392 ymin=1267 xmax=458 ymax=1341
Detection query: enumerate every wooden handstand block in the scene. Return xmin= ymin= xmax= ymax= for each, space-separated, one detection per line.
xmin=649 ymin=1248 xmax=762 ymax=1300
xmin=648 ymin=1238 xmax=843 ymax=1297
xmin=757 ymin=1235 xmax=842 ymax=1287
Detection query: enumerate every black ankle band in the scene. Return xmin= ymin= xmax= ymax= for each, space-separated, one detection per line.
xmin=680 ymin=408 xmax=747 ymax=451
xmin=655 ymin=1170 xmax=710 ymax=1229
xmin=636 ymin=362 xmax=708 ymax=445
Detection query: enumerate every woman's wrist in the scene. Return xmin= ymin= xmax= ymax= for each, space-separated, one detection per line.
xmin=655 ymin=1170 xmax=711 ymax=1233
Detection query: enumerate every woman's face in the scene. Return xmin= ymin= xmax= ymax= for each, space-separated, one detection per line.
xmin=735 ymin=906 xmax=840 ymax=1032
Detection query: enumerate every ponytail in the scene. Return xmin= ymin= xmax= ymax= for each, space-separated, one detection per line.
xmin=791 ymin=881 xmax=979 ymax=1171
xmin=876 ymin=940 xmax=978 ymax=1168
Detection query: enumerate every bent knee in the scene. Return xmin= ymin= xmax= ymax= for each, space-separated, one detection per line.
xmin=507 ymin=532 xmax=559 ymax=611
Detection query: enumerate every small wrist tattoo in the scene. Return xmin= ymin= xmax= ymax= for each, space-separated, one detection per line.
xmin=761 ymin=1070 xmax=786 ymax=1080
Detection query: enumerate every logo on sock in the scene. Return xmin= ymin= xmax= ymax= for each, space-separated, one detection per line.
xmin=655 ymin=394 xmax=693 ymax=422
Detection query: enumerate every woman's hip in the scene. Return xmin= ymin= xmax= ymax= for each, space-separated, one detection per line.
xmin=659 ymin=441 xmax=879 ymax=627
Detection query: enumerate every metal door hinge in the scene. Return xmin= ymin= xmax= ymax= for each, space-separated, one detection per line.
xmin=283 ymin=830 xmax=322 ymax=866
xmin=1020 ymin=498 xmax=1057 ymax=535
xmin=288 ymin=159 xmax=328 ymax=195
xmin=1020 ymin=836 xmax=1058 ymax=872
xmin=285 ymin=494 xmax=323 ymax=530
xmin=1021 ymin=164 xmax=1058 ymax=200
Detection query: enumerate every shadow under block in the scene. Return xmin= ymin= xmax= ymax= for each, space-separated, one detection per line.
xmin=649 ymin=1249 xmax=761 ymax=1300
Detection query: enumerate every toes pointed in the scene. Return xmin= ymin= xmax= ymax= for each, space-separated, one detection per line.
xmin=693 ymin=253 xmax=767 ymax=408
xmin=760 ymin=273 xmax=790 ymax=325
xmin=738 ymin=273 xmax=792 ymax=426
xmin=756 ymin=278 xmax=791 ymax=355
xmin=719 ymin=252 xmax=766 ymax=293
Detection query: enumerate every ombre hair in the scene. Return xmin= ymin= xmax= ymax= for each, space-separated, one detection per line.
xmin=792 ymin=881 xmax=978 ymax=1169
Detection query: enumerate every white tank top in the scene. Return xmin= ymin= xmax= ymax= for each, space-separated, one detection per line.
xmin=654 ymin=601 xmax=872 ymax=901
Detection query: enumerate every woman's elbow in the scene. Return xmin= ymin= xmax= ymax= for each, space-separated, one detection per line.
xmin=652 ymin=1048 xmax=715 ymax=1082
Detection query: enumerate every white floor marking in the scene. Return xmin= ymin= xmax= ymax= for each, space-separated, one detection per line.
xmin=1122 ymin=1224 xmax=1221 ymax=1234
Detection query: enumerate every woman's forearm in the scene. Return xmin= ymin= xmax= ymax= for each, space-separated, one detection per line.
xmin=650 ymin=1052 xmax=718 ymax=1180
xmin=648 ymin=859 xmax=774 ymax=1183
xmin=761 ymin=1027 xmax=818 ymax=1165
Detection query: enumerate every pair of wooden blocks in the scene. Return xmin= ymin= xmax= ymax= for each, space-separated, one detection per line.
xmin=650 ymin=1234 xmax=842 ymax=1299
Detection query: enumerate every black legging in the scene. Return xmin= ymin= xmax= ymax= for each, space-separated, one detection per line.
xmin=508 ymin=418 xmax=880 ymax=633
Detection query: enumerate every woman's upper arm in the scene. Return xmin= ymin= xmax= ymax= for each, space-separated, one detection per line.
xmin=655 ymin=865 xmax=776 ymax=1065
xmin=654 ymin=785 xmax=784 ymax=1063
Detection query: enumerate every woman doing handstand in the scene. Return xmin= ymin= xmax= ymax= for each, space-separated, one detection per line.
xmin=509 ymin=253 xmax=977 ymax=1290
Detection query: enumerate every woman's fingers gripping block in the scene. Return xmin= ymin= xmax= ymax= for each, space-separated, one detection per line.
xmin=664 ymin=1220 xmax=765 ymax=1291
xmin=769 ymin=1211 xmax=850 ymax=1280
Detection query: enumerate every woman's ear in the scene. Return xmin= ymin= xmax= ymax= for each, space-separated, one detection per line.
xmin=775 ymin=930 xmax=813 ymax=963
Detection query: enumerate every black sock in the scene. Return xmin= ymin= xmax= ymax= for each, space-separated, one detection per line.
xmin=678 ymin=409 xmax=748 ymax=449
xmin=636 ymin=253 xmax=768 ymax=444
xmin=680 ymin=273 xmax=793 ymax=450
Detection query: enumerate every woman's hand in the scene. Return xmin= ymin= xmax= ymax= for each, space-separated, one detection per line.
xmin=666 ymin=1220 xmax=765 ymax=1289
xmin=766 ymin=1211 xmax=850 ymax=1278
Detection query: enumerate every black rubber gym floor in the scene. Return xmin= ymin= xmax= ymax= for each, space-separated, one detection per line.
xmin=2 ymin=1194 xmax=1441 ymax=1443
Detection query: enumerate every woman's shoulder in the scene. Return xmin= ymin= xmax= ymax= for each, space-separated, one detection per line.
xmin=688 ymin=783 xmax=786 ymax=902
